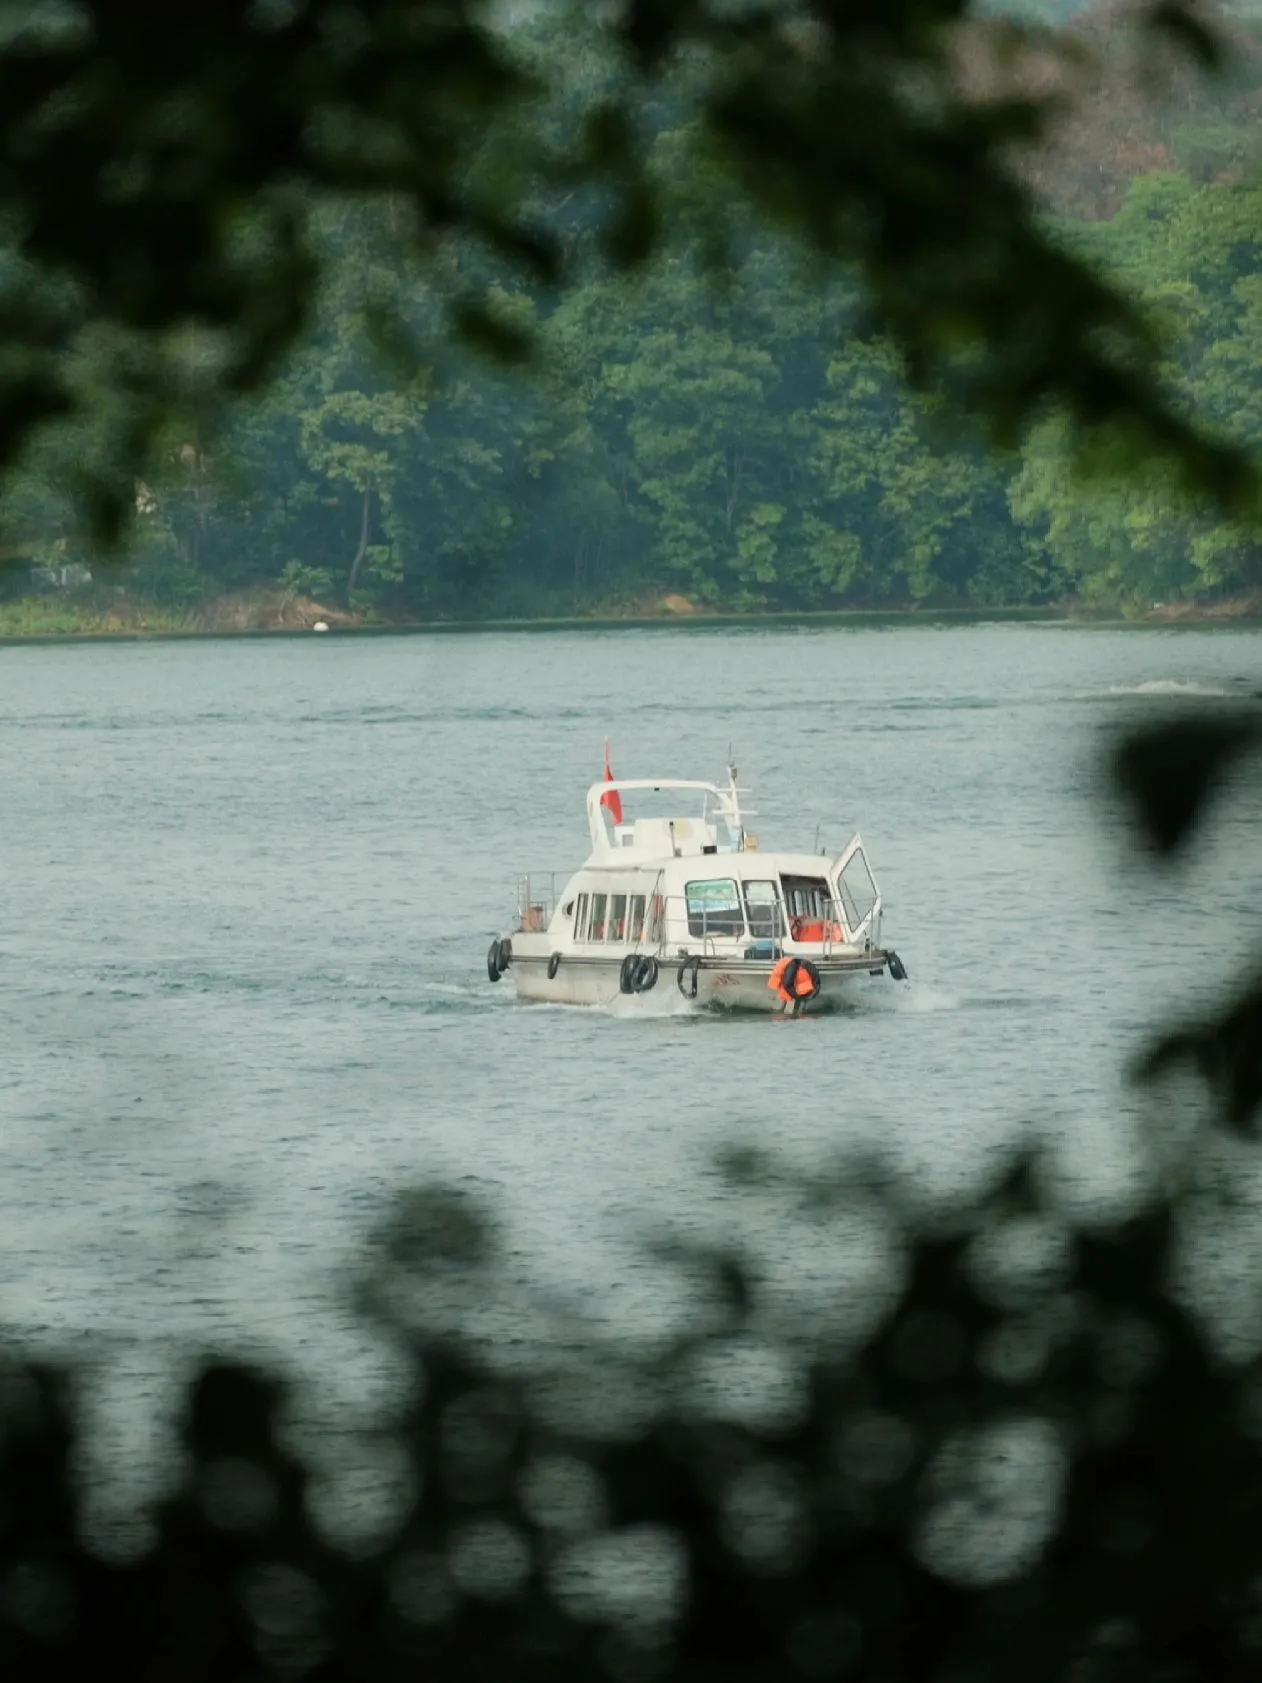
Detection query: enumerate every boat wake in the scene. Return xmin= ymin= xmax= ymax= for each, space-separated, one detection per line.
xmin=842 ymin=980 xmax=958 ymax=1015
xmin=1099 ymin=679 xmax=1239 ymax=699
xmin=501 ymin=981 xmax=1041 ymax=1023
xmin=602 ymin=980 xmax=957 ymax=1021
xmin=602 ymin=989 xmax=698 ymax=1020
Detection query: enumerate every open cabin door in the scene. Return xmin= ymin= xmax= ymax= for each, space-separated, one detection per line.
xmin=834 ymin=835 xmax=882 ymax=947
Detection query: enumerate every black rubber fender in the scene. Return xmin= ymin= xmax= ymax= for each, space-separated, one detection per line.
xmin=619 ymin=953 xmax=637 ymax=995
xmin=487 ymin=939 xmax=503 ymax=983
xmin=676 ymin=955 xmax=701 ymax=999
xmin=547 ymin=952 xmax=562 ymax=980
xmin=629 ymin=955 xmax=659 ymax=994
xmin=497 ymin=936 xmax=512 ymax=972
xmin=887 ymin=951 xmax=908 ymax=982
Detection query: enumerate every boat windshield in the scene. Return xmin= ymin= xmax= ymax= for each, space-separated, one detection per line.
xmin=837 ymin=849 xmax=878 ymax=930
xmin=685 ymin=878 xmax=745 ymax=937
xmin=742 ymin=879 xmax=784 ymax=940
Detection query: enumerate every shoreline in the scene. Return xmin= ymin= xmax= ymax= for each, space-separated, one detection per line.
xmin=3 ymin=603 xmax=1262 ymax=644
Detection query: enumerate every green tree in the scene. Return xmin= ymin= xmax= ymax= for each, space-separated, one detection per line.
xmin=299 ymin=388 xmax=422 ymax=604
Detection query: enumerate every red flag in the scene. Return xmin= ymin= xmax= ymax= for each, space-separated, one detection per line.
xmin=600 ymin=740 xmax=623 ymax=824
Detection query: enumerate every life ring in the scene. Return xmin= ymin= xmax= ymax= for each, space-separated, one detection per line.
xmin=547 ymin=952 xmax=562 ymax=980
xmin=676 ymin=955 xmax=701 ymax=999
xmin=768 ymin=955 xmax=821 ymax=1009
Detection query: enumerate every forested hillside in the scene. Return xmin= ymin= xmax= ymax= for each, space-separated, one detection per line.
xmin=8 ymin=0 xmax=1262 ymax=622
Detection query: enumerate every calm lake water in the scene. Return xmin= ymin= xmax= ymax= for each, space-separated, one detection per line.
xmin=2 ymin=625 xmax=1259 ymax=1482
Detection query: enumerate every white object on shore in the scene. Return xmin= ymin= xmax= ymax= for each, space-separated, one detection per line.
xmin=313 ymin=621 xmax=329 ymax=633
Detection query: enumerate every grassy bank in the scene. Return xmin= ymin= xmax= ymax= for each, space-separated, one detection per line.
xmin=0 ymin=597 xmax=202 ymax=637
xmin=0 ymin=588 xmax=357 ymax=639
xmin=3 ymin=589 xmax=1262 ymax=641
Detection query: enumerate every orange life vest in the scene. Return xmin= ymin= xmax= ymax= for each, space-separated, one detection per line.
xmin=789 ymin=917 xmax=845 ymax=943
xmin=768 ymin=956 xmax=820 ymax=1005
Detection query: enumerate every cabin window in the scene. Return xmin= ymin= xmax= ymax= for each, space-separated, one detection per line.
xmin=589 ymin=893 xmax=608 ymax=941
xmin=685 ymin=878 xmax=745 ymax=938
xmin=574 ymin=893 xmax=589 ymax=939
xmin=837 ymin=849 xmax=878 ymax=932
xmin=609 ymin=893 xmax=628 ymax=942
xmin=780 ymin=875 xmax=833 ymax=922
xmin=742 ymin=879 xmax=784 ymax=940
xmin=628 ymin=894 xmax=646 ymax=942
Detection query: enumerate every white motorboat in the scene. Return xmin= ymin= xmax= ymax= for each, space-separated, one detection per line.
xmin=486 ymin=756 xmax=908 ymax=1014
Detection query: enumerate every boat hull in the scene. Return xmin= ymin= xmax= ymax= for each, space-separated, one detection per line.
xmin=503 ymin=945 xmax=897 ymax=1014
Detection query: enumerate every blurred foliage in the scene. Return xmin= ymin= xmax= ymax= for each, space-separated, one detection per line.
xmin=1114 ymin=712 xmax=1260 ymax=855
xmin=3 ymin=5 xmax=1262 ymax=1679
xmin=1118 ymin=710 xmax=1262 ymax=1131
xmin=0 ymin=0 xmax=1254 ymax=548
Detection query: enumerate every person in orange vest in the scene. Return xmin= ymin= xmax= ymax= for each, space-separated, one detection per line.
xmin=768 ymin=956 xmax=820 ymax=1010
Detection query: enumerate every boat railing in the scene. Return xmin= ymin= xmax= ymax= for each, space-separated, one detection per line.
xmin=515 ymin=872 xmax=560 ymax=934
xmin=652 ymin=893 xmax=863 ymax=957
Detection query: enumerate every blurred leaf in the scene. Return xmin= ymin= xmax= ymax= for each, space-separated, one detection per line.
xmin=602 ymin=182 xmax=662 ymax=270
xmin=374 ymin=1185 xmax=495 ymax=1270
xmin=1145 ymin=0 xmax=1224 ymax=72
xmin=1137 ymin=971 xmax=1262 ymax=1133
xmin=1113 ymin=714 xmax=1259 ymax=855
xmin=450 ymin=299 xmax=533 ymax=366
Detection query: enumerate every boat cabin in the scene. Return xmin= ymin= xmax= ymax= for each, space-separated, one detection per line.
xmin=531 ymin=774 xmax=883 ymax=955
